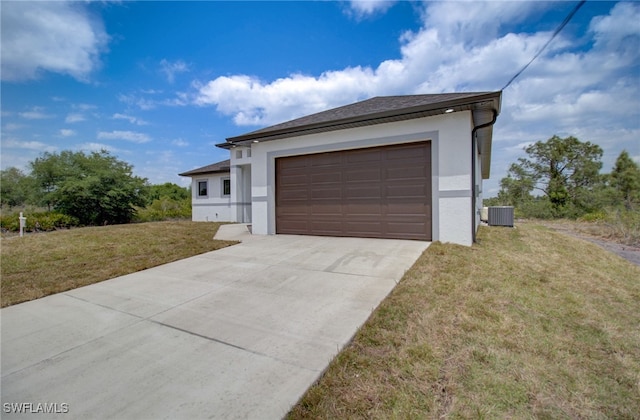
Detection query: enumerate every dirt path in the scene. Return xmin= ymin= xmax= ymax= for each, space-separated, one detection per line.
xmin=539 ymin=221 xmax=640 ymax=267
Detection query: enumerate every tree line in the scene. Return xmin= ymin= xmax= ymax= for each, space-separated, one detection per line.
xmin=1 ymin=150 xmax=191 ymax=229
xmin=486 ymin=135 xmax=640 ymax=220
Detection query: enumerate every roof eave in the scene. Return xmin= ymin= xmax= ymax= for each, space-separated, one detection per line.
xmin=224 ymin=91 xmax=502 ymax=147
xmin=178 ymin=168 xmax=230 ymax=177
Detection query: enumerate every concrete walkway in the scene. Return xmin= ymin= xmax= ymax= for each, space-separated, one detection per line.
xmin=1 ymin=225 xmax=429 ymax=419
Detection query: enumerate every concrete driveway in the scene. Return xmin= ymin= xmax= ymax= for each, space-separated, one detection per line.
xmin=1 ymin=225 xmax=429 ymax=419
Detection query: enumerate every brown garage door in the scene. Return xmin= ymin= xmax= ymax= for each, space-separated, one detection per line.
xmin=276 ymin=141 xmax=431 ymax=240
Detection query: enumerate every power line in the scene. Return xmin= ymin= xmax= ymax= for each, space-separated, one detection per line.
xmin=501 ymin=0 xmax=586 ymax=91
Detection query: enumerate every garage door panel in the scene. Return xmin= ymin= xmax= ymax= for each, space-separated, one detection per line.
xmin=310 ymin=204 xmax=342 ymax=215
xmin=387 ymin=202 xmax=428 ymax=216
xmin=386 ymin=184 xmax=430 ymax=198
xmin=311 ymin=172 xmax=342 ymax=183
xmin=277 ymin=205 xmax=307 ymax=216
xmin=279 ymin=174 xmax=308 ymax=186
xmin=387 ymin=221 xmax=428 ymax=230
xmin=309 ymin=219 xmax=343 ymax=236
xmin=386 ymin=144 xmax=429 ymax=160
xmin=345 ymin=185 xmax=382 ymax=198
xmin=276 ymin=141 xmax=431 ymax=240
xmin=345 ymin=168 xmax=382 ymax=182
xmin=343 ymin=221 xmax=384 ymax=235
xmin=278 ymin=189 xmax=309 ymax=200
xmin=311 ymin=188 xmax=342 ymax=199
xmin=346 ymin=150 xmax=382 ymax=163
xmin=344 ymin=203 xmax=383 ymax=216
xmin=310 ymin=153 xmax=342 ymax=167
xmin=279 ymin=158 xmax=308 ymax=169
xmin=386 ymin=166 xmax=427 ymax=180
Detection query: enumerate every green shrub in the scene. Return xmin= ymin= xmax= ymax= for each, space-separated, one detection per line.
xmin=604 ymin=207 xmax=640 ymax=246
xmin=0 ymin=211 xmax=80 ymax=232
xmin=133 ymin=197 xmax=191 ymax=223
xmin=515 ymin=198 xmax=556 ymax=219
xmin=578 ymin=211 xmax=607 ymax=222
xmin=0 ymin=213 xmax=20 ymax=231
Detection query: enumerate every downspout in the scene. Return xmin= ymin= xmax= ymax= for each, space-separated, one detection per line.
xmin=471 ymin=109 xmax=498 ymax=243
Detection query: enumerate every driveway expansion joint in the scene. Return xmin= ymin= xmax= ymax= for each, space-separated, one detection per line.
xmin=147 ymin=319 xmax=320 ymax=373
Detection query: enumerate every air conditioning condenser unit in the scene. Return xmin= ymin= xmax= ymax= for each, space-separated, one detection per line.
xmin=488 ymin=206 xmax=514 ymax=227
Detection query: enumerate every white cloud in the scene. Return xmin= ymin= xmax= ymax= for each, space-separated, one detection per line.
xmin=113 ymin=113 xmax=148 ymax=126
xmin=65 ymin=113 xmax=86 ymax=123
xmin=194 ymin=2 xmax=638 ymax=128
xmin=97 ymin=130 xmax=151 ymax=143
xmin=346 ymin=1 xmax=396 ymax=19
xmin=421 ymin=1 xmax=542 ymax=47
xmin=0 ymin=1 xmax=109 ymax=82
xmin=118 ymin=93 xmax=157 ymax=110
xmin=193 ymin=3 xmax=556 ymax=127
xmin=194 ymin=69 xmax=376 ymax=126
xmin=2 ymin=138 xmax=58 ymax=152
xmin=589 ymin=2 xmax=640 ymax=53
xmin=74 ymin=103 xmax=97 ymax=111
xmin=3 ymin=123 xmax=24 ymax=131
xmin=76 ymin=142 xmax=119 ymax=153
xmin=118 ymin=91 xmax=189 ymax=110
xmin=59 ymin=129 xmax=76 ymax=137
xmin=171 ymin=139 xmax=189 ymax=147
xmin=160 ymin=59 xmax=189 ymax=83
xmin=19 ymin=109 xmax=53 ymax=119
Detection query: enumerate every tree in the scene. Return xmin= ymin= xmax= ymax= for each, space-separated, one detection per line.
xmin=147 ymin=182 xmax=189 ymax=204
xmin=29 ymin=151 xmax=70 ymax=210
xmin=497 ymin=163 xmax=535 ymax=206
xmin=30 ymin=150 xmax=148 ymax=225
xmin=610 ymin=150 xmax=640 ymax=209
xmin=0 ymin=167 xmax=38 ymax=208
xmin=508 ymin=135 xmax=603 ymax=214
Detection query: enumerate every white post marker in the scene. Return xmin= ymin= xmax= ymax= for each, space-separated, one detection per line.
xmin=19 ymin=212 xmax=26 ymax=237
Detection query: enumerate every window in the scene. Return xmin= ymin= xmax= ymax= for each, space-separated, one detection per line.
xmin=222 ymin=179 xmax=231 ymax=196
xmin=197 ymin=180 xmax=208 ymax=198
xmin=236 ymin=150 xmax=243 ymax=159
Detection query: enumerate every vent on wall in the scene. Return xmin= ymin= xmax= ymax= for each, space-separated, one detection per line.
xmin=488 ymin=206 xmax=514 ymax=227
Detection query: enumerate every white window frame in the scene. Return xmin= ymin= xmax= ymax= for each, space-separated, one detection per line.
xmin=222 ymin=178 xmax=231 ymax=197
xmin=196 ymin=179 xmax=209 ymax=198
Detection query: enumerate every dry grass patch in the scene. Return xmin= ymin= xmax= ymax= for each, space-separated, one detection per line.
xmin=1 ymin=221 xmax=236 ymax=307
xmin=289 ymin=222 xmax=640 ymax=419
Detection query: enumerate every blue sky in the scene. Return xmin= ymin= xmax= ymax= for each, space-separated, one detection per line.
xmin=1 ymin=1 xmax=638 ymax=196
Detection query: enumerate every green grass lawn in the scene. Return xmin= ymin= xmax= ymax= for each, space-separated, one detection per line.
xmin=0 ymin=221 xmax=236 ymax=307
xmin=289 ymin=222 xmax=640 ymax=418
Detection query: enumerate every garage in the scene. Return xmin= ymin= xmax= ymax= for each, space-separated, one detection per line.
xmin=276 ymin=141 xmax=432 ymax=240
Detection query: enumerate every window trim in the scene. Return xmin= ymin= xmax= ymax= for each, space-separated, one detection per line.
xmin=222 ymin=178 xmax=231 ymax=197
xmin=196 ymin=179 xmax=209 ymax=198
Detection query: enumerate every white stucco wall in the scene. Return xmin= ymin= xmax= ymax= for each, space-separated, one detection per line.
xmin=248 ymin=111 xmax=476 ymax=246
xmin=190 ymin=172 xmax=233 ymax=222
xmin=435 ymin=112 xmax=474 ymax=246
xmin=229 ymin=147 xmax=252 ymax=223
xmin=474 ymin=139 xmax=484 ymax=234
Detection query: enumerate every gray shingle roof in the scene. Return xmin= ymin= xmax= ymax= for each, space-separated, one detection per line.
xmin=178 ymin=159 xmax=230 ymax=177
xmin=222 ymin=92 xmax=501 ymax=145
